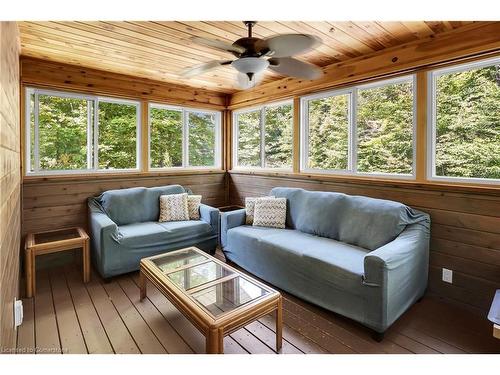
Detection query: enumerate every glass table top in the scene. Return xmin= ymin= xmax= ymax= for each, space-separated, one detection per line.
xmin=147 ymin=248 xmax=271 ymax=318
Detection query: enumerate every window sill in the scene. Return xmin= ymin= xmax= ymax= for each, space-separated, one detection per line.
xmin=228 ymin=169 xmax=500 ymax=196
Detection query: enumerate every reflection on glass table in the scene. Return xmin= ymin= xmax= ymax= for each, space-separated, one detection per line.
xmin=152 ymin=247 xmax=208 ymax=274
xmin=168 ymin=261 xmax=234 ymax=290
xmin=190 ymin=276 xmax=269 ymax=317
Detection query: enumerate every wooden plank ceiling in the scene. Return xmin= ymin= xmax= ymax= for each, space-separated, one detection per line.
xmin=18 ymin=21 xmax=474 ymax=94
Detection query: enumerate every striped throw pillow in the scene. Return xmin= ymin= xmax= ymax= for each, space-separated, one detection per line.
xmin=245 ymin=196 xmax=275 ymax=225
xmin=187 ymin=195 xmax=202 ymax=220
xmin=253 ymin=197 xmax=287 ymax=229
xmin=159 ymin=193 xmax=189 ymax=222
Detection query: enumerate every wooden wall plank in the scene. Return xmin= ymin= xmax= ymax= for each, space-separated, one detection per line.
xmin=0 ymin=21 xmax=21 ymax=352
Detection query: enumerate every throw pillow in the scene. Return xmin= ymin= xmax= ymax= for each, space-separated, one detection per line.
xmin=187 ymin=195 xmax=202 ymax=220
xmin=159 ymin=193 xmax=189 ymax=222
xmin=245 ymin=196 xmax=275 ymax=225
xmin=253 ymin=197 xmax=287 ymax=229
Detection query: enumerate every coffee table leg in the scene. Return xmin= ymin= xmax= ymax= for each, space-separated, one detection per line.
xmin=276 ymin=296 xmax=283 ymax=352
xmin=206 ymin=327 xmax=223 ymax=354
xmin=25 ymin=248 xmax=33 ymax=298
xmin=139 ymin=271 xmax=147 ymax=301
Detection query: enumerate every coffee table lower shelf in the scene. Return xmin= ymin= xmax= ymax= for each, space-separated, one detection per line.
xmin=139 ymin=247 xmax=282 ymax=354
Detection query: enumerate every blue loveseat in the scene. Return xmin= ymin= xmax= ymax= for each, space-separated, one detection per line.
xmin=88 ymin=184 xmax=219 ymax=278
xmin=221 ymin=187 xmax=430 ymax=335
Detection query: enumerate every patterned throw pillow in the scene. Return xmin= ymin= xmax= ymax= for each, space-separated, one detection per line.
xmin=253 ymin=197 xmax=287 ymax=229
xmin=187 ymin=195 xmax=202 ymax=220
xmin=245 ymin=196 xmax=275 ymax=225
xmin=159 ymin=193 xmax=189 ymax=222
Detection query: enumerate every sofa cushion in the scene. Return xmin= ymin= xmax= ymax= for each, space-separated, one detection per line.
xmin=270 ymin=187 xmax=420 ymax=250
xmin=118 ymin=220 xmax=212 ymax=247
xmin=100 ymin=187 xmax=150 ymax=226
xmin=227 ymin=226 xmax=368 ymax=290
xmin=100 ymin=185 xmax=185 ymax=225
xmin=187 ymin=195 xmax=202 ymax=220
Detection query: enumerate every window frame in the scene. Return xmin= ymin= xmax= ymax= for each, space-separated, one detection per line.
xmin=25 ymin=87 xmax=141 ymax=176
xmin=232 ymin=99 xmax=294 ymax=171
xmin=148 ymin=103 xmax=222 ymax=170
xmin=427 ymin=56 xmax=500 ymax=185
xmin=300 ymin=75 xmax=417 ymax=179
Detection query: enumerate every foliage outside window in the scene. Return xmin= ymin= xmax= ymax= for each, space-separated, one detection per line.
xmin=27 ymin=88 xmax=140 ymax=175
xmin=234 ymin=101 xmax=293 ymax=169
xmin=430 ymin=57 xmax=500 ymax=182
xmin=149 ymin=104 xmax=221 ymax=169
xmin=302 ymin=76 xmax=415 ymax=177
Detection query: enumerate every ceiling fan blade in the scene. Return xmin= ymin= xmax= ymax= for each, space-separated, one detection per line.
xmin=268 ymin=57 xmax=323 ymax=80
xmin=180 ymin=60 xmax=232 ymax=78
xmin=191 ymin=36 xmax=246 ymax=55
xmin=236 ymin=72 xmax=263 ymax=90
xmin=259 ymin=34 xmax=321 ymax=58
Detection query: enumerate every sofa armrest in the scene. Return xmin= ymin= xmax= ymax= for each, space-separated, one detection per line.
xmin=220 ymin=209 xmax=246 ymax=248
xmin=363 ymin=220 xmax=430 ymax=287
xmin=199 ymin=203 xmax=220 ymax=234
xmin=88 ymin=198 xmax=119 ymax=249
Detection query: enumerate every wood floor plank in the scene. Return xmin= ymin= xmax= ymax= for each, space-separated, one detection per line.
xmin=16 ymin=298 xmax=35 ymax=354
xmin=118 ymin=276 xmax=194 ymax=354
xmin=230 ymin=328 xmax=275 ymax=354
xmin=102 ymin=278 xmax=167 ymax=354
xmin=259 ymin=314 xmax=328 ymax=354
xmin=49 ymin=269 xmax=87 ymax=354
xmin=283 ymin=298 xmax=384 ymax=353
xmin=282 ymin=309 xmax=356 ymax=353
xmin=397 ymin=327 xmax=466 ymax=354
xmin=34 ymin=270 xmax=61 ymax=354
xmin=386 ymin=332 xmax=440 ymax=354
xmin=64 ymin=266 xmax=113 ymax=354
xmin=245 ymin=320 xmax=302 ymax=354
xmin=85 ymin=275 xmax=140 ymax=354
xmin=283 ymin=292 xmax=411 ymax=354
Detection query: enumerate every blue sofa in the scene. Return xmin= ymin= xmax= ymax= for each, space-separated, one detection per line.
xmin=88 ymin=184 xmax=219 ymax=278
xmin=221 ymin=187 xmax=430 ymax=335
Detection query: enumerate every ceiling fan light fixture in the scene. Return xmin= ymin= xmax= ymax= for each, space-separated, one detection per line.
xmin=231 ymin=57 xmax=269 ymax=77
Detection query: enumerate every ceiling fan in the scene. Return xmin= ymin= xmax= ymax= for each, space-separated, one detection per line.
xmin=180 ymin=21 xmax=323 ymax=89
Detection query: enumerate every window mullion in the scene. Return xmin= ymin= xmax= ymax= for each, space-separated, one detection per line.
xmin=34 ymin=92 xmax=40 ymax=172
xmin=86 ymin=100 xmax=93 ymax=170
xmin=183 ymin=110 xmax=189 ymax=167
xmin=93 ymin=98 xmax=99 ymax=171
xmin=260 ymin=107 xmax=265 ymax=168
xmin=350 ymin=89 xmax=358 ymax=173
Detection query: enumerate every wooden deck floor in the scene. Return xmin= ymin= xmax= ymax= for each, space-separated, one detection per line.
xmin=15 ymin=259 xmax=500 ymax=354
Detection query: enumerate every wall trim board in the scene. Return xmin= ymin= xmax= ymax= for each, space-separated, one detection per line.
xmin=229 ymin=22 xmax=500 ymax=109
xmin=20 ymin=57 xmax=229 ymax=110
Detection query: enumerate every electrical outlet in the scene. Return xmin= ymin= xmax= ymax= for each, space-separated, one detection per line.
xmin=14 ymin=299 xmax=23 ymax=327
xmin=442 ymin=268 xmax=453 ymax=284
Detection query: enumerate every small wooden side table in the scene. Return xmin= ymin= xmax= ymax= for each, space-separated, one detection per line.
xmin=25 ymin=227 xmax=90 ymax=298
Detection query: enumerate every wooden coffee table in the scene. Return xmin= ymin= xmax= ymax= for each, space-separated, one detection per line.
xmin=25 ymin=227 xmax=90 ymax=298
xmin=139 ymin=246 xmax=282 ymax=354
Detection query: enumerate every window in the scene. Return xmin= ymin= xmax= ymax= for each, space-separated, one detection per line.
xmin=26 ymin=88 xmax=140 ymax=175
xmin=149 ymin=104 xmax=221 ymax=169
xmin=234 ymin=101 xmax=293 ymax=169
xmin=301 ymin=76 xmax=415 ymax=177
xmin=429 ymin=57 xmax=500 ymax=183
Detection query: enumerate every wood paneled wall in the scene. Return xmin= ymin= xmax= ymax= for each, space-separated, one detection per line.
xmin=22 ymin=172 xmax=227 ymax=237
xmin=0 ymin=22 xmax=21 ymax=351
xmin=228 ymin=171 xmax=500 ymax=315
